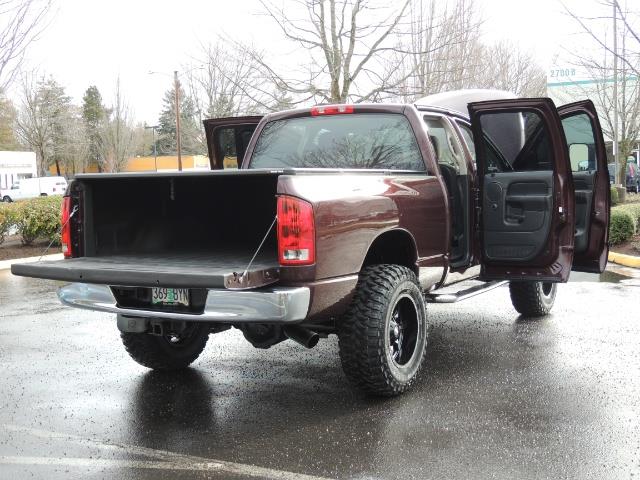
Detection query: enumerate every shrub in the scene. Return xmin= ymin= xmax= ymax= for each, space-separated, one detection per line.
xmin=612 ymin=203 xmax=640 ymax=234
xmin=609 ymin=210 xmax=635 ymax=245
xmin=13 ymin=196 xmax=63 ymax=246
xmin=0 ymin=203 xmax=18 ymax=245
xmin=610 ymin=186 xmax=619 ymax=206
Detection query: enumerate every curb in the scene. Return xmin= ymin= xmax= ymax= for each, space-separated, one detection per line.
xmin=608 ymin=251 xmax=640 ymax=269
xmin=0 ymin=253 xmax=64 ymax=272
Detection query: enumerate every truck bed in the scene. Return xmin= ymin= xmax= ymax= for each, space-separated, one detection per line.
xmin=11 ymin=251 xmax=279 ymax=289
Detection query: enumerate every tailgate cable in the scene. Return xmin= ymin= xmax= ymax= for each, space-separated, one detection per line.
xmin=38 ymin=204 xmax=78 ymax=261
xmin=238 ymin=215 xmax=277 ymax=280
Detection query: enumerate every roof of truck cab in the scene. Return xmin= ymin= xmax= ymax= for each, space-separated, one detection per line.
xmin=257 ymin=90 xmax=518 ymax=123
xmin=414 ymin=89 xmax=518 ymax=119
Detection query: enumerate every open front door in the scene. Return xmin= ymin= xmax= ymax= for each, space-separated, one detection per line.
xmin=558 ymin=100 xmax=610 ymax=273
xmin=468 ymin=98 xmax=575 ymax=282
xmin=203 ymin=116 xmax=263 ymax=169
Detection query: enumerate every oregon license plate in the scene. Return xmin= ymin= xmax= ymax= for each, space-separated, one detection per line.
xmin=151 ymin=287 xmax=190 ymax=306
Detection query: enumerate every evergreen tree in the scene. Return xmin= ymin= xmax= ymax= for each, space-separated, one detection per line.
xmin=82 ymin=86 xmax=106 ymax=170
xmin=157 ymin=84 xmax=202 ymax=155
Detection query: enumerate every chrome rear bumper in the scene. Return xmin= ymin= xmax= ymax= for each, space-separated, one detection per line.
xmin=58 ymin=283 xmax=310 ymax=323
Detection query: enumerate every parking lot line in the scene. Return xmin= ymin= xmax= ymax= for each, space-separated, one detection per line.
xmin=0 ymin=424 xmax=332 ymax=480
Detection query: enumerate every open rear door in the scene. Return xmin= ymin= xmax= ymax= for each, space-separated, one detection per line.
xmin=468 ymin=98 xmax=575 ymax=282
xmin=558 ymin=100 xmax=610 ymax=273
xmin=203 ymin=116 xmax=263 ymax=169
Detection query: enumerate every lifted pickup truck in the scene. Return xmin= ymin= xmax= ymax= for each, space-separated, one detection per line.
xmin=12 ymin=90 xmax=610 ymax=396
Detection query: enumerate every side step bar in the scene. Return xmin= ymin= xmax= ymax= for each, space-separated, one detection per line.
xmin=425 ymin=281 xmax=507 ymax=304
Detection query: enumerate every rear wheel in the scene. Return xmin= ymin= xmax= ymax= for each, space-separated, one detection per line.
xmin=509 ymin=281 xmax=557 ymax=317
xmin=338 ymin=264 xmax=428 ymax=396
xmin=121 ymin=322 xmax=209 ymax=370
xmin=2 ymin=196 xmax=11 ymax=203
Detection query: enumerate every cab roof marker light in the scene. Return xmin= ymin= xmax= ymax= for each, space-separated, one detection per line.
xmin=310 ymin=104 xmax=354 ymax=116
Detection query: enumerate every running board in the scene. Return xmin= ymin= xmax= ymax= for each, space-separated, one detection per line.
xmin=425 ymin=281 xmax=507 ymax=303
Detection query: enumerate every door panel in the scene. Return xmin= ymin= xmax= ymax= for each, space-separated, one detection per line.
xmin=572 ymin=171 xmax=595 ymax=254
xmin=468 ymin=98 xmax=575 ymax=282
xmin=483 ymin=171 xmax=553 ymax=262
xmin=558 ymin=101 xmax=610 ymax=273
xmin=203 ymin=116 xmax=263 ymax=169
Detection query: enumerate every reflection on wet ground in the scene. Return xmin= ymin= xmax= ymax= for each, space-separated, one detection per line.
xmin=0 ymin=271 xmax=639 ymax=479
xmin=570 ymin=266 xmax=640 ymax=284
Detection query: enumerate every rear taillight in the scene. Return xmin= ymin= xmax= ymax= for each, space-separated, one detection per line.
xmin=277 ymin=196 xmax=315 ymax=265
xmin=310 ymin=104 xmax=354 ymax=116
xmin=61 ymin=196 xmax=72 ymax=258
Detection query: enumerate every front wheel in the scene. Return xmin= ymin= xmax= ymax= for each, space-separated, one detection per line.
xmin=509 ymin=281 xmax=557 ymax=317
xmin=2 ymin=196 xmax=11 ymax=203
xmin=121 ymin=321 xmax=210 ymax=370
xmin=338 ymin=264 xmax=428 ymax=396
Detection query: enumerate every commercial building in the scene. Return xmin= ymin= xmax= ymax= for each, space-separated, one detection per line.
xmin=0 ymin=151 xmax=37 ymax=190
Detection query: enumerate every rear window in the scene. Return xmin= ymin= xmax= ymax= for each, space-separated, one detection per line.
xmin=249 ymin=113 xmax=425 ymax=171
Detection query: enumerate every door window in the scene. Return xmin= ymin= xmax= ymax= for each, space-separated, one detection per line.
xmin=217 ymin=128 xmax=239 ymax=169
xmin=477 ymin=111 xmax=555 ymax=173
xmin=424 ymin=117 xmax=467 ymax=175
xmin=456 ymin=122 xmax=476 ymax=164
xmin=561 ymin=113 xmax=596 ymax=172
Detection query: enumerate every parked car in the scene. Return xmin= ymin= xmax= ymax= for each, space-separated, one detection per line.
xmin=12 ymin=91 xmax=610 ymax=396
xmin=626 ymin=161 xmax=639 ymax=193
xmin=0 ymin=176 xmax=68 ymax=202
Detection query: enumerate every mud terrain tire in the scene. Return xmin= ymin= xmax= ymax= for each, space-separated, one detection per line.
xmin=338 ymin=264 xmax=428 ymax=396
xmin=509 ymin=281 xmax=557 ymax=317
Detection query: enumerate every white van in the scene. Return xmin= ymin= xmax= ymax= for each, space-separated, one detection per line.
xmin=0 ymin=176 xmax=68 ymax=202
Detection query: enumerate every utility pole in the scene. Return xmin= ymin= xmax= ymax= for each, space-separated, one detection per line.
xmin=144 ymin=125 xmax=159 ymax=171
xmin=613 ymin=0 xmax=619 ymax=184
xmin=174 ymin=70 xmax=182 ymax=171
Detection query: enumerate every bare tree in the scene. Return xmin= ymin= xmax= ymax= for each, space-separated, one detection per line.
xmin=0 ymin=0 xmax=53 ymax=89
xmin=100 ymin=78 xmax=135 ymax=172
xmin=15 ymin=73 xmax=70 ymax=175
xmin=57 ymin=105 xmax=89 ymax=175
xmin=392 ymin=0 xmax=482 ymax=101
xmin=237 ymin=0 xmax=416 ymax=105
xmin=391 ymin=1 xmax=546 ymax=102
xmin=185 ymin=42 xmax=264 ymax=118
xmin=562 ymin=0 xmax=640 ymax=78
xmin=476 ymin=40 xmax=547 ymax=97
xmin=561 ymin=0 xmax=640 ymax=180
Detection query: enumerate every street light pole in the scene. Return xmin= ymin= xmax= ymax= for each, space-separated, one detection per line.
xmin=174 ymin=70 xmax=182 ymax=171
xmin=613 ymin=0 xmax=619 ymax=184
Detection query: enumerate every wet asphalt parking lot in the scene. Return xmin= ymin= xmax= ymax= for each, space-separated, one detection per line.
xmin=0 ymin=268 xmax=639 ymax=479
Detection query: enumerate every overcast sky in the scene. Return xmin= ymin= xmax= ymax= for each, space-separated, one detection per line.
xmin=16 ymin=0 xmax=592 ymax=125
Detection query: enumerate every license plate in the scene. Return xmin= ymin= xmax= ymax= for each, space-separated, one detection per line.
xmin=151 ymin=287 xmax=190 ymax=306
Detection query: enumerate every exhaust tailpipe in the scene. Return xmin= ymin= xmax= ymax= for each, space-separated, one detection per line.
xmin=284 ymin=326 xmax=320 ymax=349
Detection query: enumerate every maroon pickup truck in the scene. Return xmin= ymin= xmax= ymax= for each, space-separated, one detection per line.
xmin=12 ymin=90 xmax=610 ymax=396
